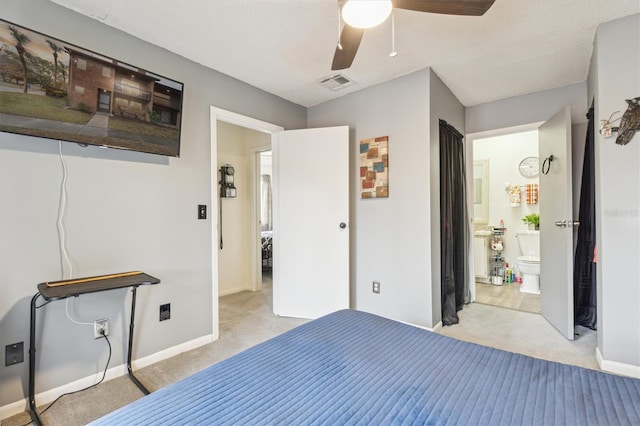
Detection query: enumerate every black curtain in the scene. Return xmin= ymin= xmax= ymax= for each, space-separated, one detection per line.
xmin=440 ymin=119 xmax=468 ymax=326
xmin=573 ymin=106 xmax=597 ymax=330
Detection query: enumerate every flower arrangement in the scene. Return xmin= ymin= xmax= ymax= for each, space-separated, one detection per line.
xmin=522 ymin=213 xmax=540 ymax=230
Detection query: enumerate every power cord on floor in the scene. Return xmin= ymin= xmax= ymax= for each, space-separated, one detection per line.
xmin=18 ymin=330 xmax=112 ymax=426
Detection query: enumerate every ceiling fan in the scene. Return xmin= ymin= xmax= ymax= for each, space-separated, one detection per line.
xmin=332 ymin=0 xmax=496 ymax=70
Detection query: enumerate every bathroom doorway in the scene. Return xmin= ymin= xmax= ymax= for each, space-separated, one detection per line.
xmin=470 ymin=128 xmax=541 ymax=314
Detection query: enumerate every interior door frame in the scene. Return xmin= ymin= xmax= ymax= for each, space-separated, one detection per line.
xmin=210 ymin=106 xmax=284 ymax=340
xmin=464 ymin=122 xmax=544 ymax=302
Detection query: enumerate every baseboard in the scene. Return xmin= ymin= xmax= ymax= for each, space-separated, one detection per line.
xmin=0 ymin=334 xmax=214 ymax=421
xmin=596 ymin=346 xmax=640 ymax=378
xmin=397 ymin=319 xmax=443 ymax=332
xmin=218 ymin=286 xmax=252 ymax=297
xmin=0 ymin=399 xmax=27 ymax=423
xmin=132 ymin=334 xmax=213 ymax=370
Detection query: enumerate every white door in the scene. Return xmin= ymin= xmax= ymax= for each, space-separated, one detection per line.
xmin=272 ymin=126 xmax=350 ymax=319
xmin=539 ymin=106 xmax=574 ymax=340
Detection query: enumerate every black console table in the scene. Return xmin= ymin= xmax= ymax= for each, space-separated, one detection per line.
xmin=28 ymin=271 xmax=160 ymax=426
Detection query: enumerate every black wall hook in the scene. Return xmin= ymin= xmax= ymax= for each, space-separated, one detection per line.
xmin=542 ymin=155 xmax=554 ymax=175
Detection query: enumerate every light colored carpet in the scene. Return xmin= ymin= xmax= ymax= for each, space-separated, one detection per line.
xmin=2 ymin=278 xmax=307 ymax=426
xmin=3 ymin=279 xmax=597 ymax=425
xmin=439 ymin=302 xmax=598 ymax=370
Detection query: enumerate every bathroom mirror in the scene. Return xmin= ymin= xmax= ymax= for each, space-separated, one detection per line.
xmin=473 ymin=159 xmax=489 ymax=224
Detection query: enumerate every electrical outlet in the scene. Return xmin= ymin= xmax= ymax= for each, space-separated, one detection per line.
xmin=373 ymin=281 xmax=380 ymax=294
xmin=5 ymin=342 xmax=24 ymax=366
xmin=94 ymin=319 xmax=109 ymax=339
xmin=160 ymin=303 xmax=171 ymax=321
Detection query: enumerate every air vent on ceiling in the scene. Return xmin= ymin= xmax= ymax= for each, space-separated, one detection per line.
xmin=318 ymin=73 xmax=355 ymax=91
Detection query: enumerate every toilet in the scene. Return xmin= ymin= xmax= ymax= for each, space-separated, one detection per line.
xmin=515 ymin=230 xmax=540 ymax=294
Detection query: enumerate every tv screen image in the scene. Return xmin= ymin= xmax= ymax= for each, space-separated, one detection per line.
xmin=0 ymin=18 xmax=184 ymax=157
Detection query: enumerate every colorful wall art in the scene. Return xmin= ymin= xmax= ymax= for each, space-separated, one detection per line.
xmin=360 ymin=136 xmax=389 ymax=199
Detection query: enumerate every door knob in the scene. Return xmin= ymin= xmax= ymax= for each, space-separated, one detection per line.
xmin=339 ymin=222 xmax=347 ymax=229
xmin=554 ymin=219 xmax=580 ymax=228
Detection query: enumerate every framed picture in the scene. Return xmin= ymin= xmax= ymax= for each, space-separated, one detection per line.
xmin=360 ymin=136 xmax=388 ymax=199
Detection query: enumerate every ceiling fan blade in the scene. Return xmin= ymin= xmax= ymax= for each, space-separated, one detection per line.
xmin=393 ymin=0 xmax=495 ymax=16
xmin=331 ymin=24 xmax=365 ymax=71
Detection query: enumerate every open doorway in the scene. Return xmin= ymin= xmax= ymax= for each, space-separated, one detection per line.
xmin=210 ymin=107 xmax=283 ymax=340
xmin=466 ymin=112 xmax=594 ymax=344
xmin=259 ymin=151 xmax=273 ymax=288
xmin=216 ymin=121 xmax=272 ymax=298
xmin=210 ymin=107 xmax=350 ymax=337
xmin=470 ymin=129 xmax=541 ymax=314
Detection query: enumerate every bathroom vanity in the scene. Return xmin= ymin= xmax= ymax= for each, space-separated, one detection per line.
xmin=473 ymin=230 xmax=491 ymax=283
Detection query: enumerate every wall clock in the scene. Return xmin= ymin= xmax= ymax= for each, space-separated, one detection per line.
xmin=519 ymin=156 xmax=539 ymax=177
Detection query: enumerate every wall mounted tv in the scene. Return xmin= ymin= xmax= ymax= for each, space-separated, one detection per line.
xmin=0 ymin=19 xmax=183 ymax=157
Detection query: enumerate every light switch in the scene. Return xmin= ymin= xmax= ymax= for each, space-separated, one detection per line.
xmin=198 ymin=204 xmax=207 ymax=220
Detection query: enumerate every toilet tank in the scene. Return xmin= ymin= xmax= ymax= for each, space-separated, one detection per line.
xmin=516 ymin=230 xmax=540 ymax=256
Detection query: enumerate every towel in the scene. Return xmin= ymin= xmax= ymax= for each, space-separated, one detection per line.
xmin=508 ymin=185 xmax=521 ymax=206
xmin=526 ymin=184 xmax=539 ymax=205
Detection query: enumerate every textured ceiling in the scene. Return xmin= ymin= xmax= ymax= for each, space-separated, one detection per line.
xmin=50 ymin=0 xmax=640 ymax=108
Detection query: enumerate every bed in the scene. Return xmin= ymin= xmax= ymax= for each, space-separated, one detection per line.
xmin=91 ymin=309 xmax=640 ymax=425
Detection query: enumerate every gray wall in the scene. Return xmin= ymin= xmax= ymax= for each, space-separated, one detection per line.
xmin=466 ymin=83 xmax=588 ymax=133
xmin=466 ymin=83 xmax=589 ymax=234
xmin=428 ymin=71 xmax=466 ymax=326
xmin=590 ymin=13 xmax=640 ymax=368
xmin=0 ymin=0 xmax=306 ymax=408
xmin=466 ymin=86 xmax=590 ymax=269
xmin=308 ymin=68 xmax=464 ymax=329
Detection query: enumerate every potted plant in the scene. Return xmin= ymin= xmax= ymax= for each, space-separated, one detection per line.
xmin=522 ymin=213 xmax=540 ymax=230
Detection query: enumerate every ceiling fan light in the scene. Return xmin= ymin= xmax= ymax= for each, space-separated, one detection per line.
xmin=342 ymin=0 xmax=392 ymax=29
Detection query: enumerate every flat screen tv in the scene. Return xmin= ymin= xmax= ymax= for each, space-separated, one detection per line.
xmin=0 ymin=18 xmax=183 ymax=157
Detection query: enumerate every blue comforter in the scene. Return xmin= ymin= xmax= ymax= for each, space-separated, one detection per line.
xmin=92 ymin=309 xmax=640 ymax=425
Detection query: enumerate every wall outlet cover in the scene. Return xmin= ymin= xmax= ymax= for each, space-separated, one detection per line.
xmin=94 ymin=319 xmax=109 ymax=339
xmin=160 ymin=303 xmax=171 ymax=321
xmin=5 ymin=342 xmax=24 ymax=366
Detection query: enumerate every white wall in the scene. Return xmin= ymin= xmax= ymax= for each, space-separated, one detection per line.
xmin=591 ymin=13 xmax=640 ymax=373
xmin=474 ymin=131 xmax=539 ymax=268
xmin=260 ymin=152 xmax=272 ymax=177
xmin=0 ymin=0 xmax=305 ymax=410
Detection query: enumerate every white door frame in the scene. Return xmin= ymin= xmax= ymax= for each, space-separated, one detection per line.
xmin=465 ymin=122 xmax=543 ymax=302
xmin=210 ymin=106 xmax=284 ymax=340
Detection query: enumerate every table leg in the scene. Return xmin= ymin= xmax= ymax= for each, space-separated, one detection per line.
xmin=127 ymin=286 xmax=150 ymax=395
xmin=28 ymin=292 xmax=43 ymax=426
